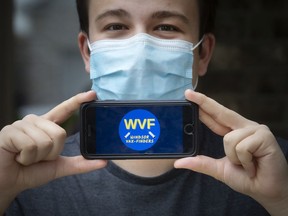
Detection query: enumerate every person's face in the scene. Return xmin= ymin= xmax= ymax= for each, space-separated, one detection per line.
xmin=79 ymin=0 xmax=215 ymax=85
xmin=88 ymin=0 xmax=200 ymax=42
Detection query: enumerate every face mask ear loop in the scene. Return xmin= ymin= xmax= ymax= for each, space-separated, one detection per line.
xmin=191 ymin=35 xmax=204 ymax=91
xmin=193 ymin=76 xmax=199 ymax=90
xmin=192 ymin=35 xmax=205 ymax=51
xmin=87 ymin=39 xmax=92 ymax=52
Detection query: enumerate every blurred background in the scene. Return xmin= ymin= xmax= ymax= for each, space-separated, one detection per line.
xmin=0 ymin=0 xmax=288 ymax=137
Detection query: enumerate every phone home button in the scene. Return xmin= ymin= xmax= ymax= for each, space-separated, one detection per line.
xmin=184 ymin=124 xmax=194 ymax=135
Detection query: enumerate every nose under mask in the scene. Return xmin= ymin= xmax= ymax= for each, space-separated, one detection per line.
xmin=88 ymin=33 xmax=203 ymax=100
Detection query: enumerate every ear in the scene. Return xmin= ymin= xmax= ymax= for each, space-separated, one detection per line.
xmin=198 ymin=33 xmax=216 ymax=76
xmin=78 ymin=32 xmax=90 ymax=73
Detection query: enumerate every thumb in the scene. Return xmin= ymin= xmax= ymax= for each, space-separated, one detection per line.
xmin=174 ymin=156 xmax=224 ymax=182
xmin=54 ymin=156 xmax=107 ymax=178
xmin=22 ymin=156 xmax=107 ymax=190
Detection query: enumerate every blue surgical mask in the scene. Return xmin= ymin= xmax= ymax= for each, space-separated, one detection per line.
xmin=88 ymin=33 xmax=203 ymax=100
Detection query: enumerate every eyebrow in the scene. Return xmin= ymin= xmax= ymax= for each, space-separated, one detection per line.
xmin=151 ymin=10 xmax=190 ymax=24
xmin=96 ymin=9 xmax=131 ymax=22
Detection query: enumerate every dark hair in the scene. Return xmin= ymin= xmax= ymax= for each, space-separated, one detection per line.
xmin=198 ymin=0 xmax=218 ymax=37
xmin=76 ymin=0 xmax=217 ymax=37
xmin=76 ymin=0 xmax=89 ymax=34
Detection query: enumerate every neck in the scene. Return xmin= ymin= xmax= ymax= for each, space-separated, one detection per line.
xmin=112 ymin=159 xmax=176 ymax=177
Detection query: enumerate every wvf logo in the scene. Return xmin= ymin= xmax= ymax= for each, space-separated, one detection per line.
xmin=119 ymin=109 xmax=160 ymax=151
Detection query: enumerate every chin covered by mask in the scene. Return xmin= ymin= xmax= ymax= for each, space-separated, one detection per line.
xmin=88 ymin=33 xmax=202 ymax=100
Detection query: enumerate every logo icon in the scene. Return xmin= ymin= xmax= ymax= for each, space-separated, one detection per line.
xmin=119 ymin=109 xmax=160 ymax=151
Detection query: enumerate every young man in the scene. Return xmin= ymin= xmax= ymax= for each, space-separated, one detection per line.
xmin=1 ymin=0 xmax=288 ymax=215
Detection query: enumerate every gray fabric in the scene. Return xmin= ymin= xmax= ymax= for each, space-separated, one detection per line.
xmin=6 ymin=123 xmax=288 ymax=216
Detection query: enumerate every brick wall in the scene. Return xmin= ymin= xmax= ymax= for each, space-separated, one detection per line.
xmin=197 ymin=0 xmax=288 ymax=138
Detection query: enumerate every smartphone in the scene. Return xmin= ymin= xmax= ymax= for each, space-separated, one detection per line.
xmin=80 ymin=100 xmax=199 ymax=159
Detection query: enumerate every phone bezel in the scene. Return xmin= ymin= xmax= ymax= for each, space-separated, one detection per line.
xmin=80 ymin=100 xmax=199 ymax=159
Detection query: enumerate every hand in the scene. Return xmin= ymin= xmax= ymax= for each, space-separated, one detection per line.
xmin=174 ymin=90 xmax=288 ymax=216
xmin=0 ymin=91 xmax=107 ymax=213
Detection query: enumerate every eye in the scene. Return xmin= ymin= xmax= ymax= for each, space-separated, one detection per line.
xmin=105 ymin=24 xmax=129 ymax=31
xmin=155 ymin=24 xmax=180 ymax=32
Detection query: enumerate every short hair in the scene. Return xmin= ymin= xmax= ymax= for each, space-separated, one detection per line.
xmin=198 ymin=0 xmax=218 ymax=37
xmin=76 ymin=0 xmax=218 ymax=37
xmin=76 ymin=0 xmax=89 ymax=34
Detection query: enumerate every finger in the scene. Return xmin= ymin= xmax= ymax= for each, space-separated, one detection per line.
xmin=21 ymin=156 xmax=107 ymax=190
xmin=199 ymin=109 xmax=231 ymax=136
xmin=174 ymin=156 xmax=256 ymax=195
xmin=174 ymin=156 xmax=225 ymax=182
xmin=42 ymin=91 xmax=96 ymax=124
xmin=23 ymin=115 xmax=67 ymax=161
xmin=12 ymin=119 xmax=55 ymax=165
xmin=235 ymin=133 xmax=266 ymax=178
xmin=185 ymin=90 xmax=257 ymax=131
xmin=54 ymin=156 xmax=107 ymax=178
xmin=0 ymin=125 xmax=37 ymax=164
xmin=223 ymin=126 xmax=256 ymax=165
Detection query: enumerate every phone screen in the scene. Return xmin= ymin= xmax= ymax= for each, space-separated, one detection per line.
xmin=80 ymin=101 xmax=198 ymax=159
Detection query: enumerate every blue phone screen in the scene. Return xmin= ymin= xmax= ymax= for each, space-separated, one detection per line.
xmin=94 ymin=106 xmax=183 ymax=154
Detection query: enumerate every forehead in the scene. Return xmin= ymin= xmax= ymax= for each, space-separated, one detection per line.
xmin=88 ymin=0 xmax=199 ymax=24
